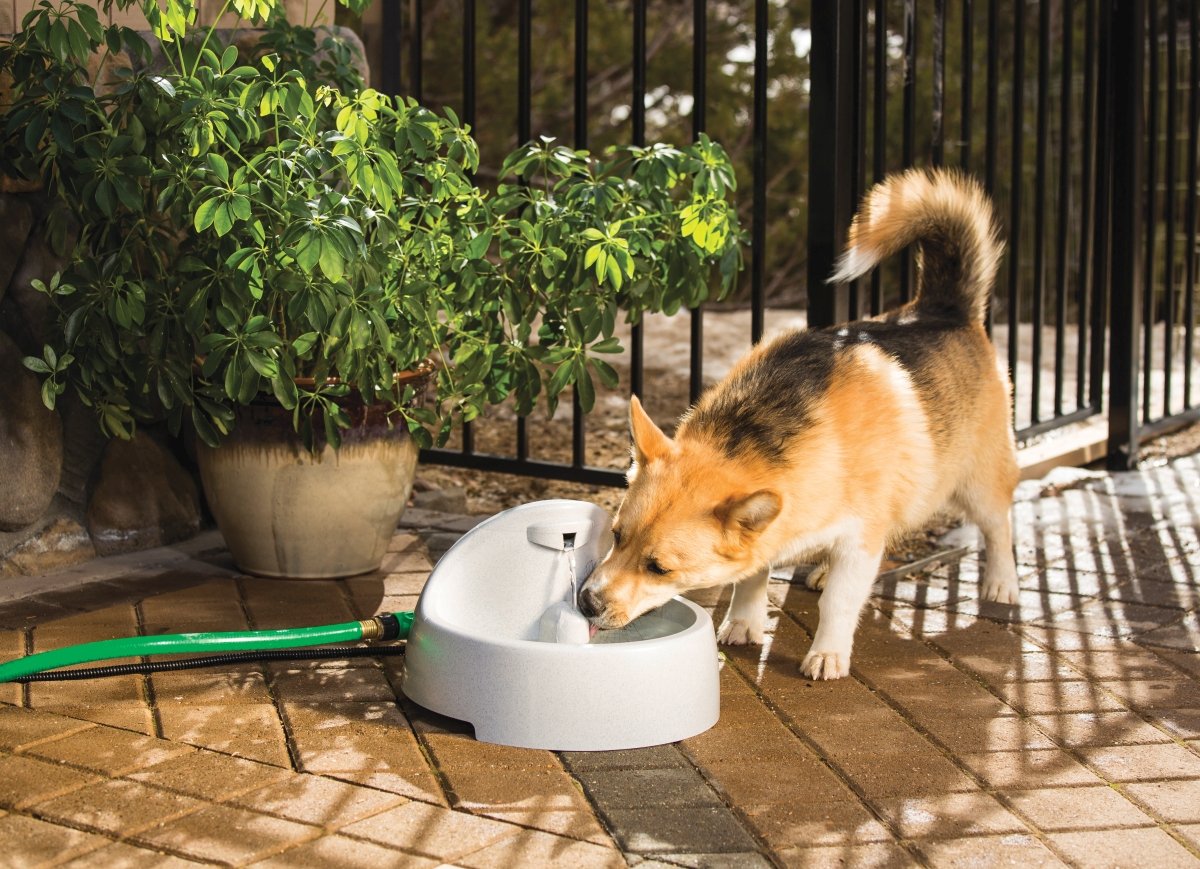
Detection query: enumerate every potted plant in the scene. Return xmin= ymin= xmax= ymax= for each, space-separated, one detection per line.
xmin=1 ymin=0 xmax=742 ymax=578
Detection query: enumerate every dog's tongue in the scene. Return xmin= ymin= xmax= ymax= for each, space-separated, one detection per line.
xmin=589 ymin=624 xmax=599 ymax=639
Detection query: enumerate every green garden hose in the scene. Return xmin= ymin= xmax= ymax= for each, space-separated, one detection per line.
xmin=0 ymin=611 xmax=413 ymax=683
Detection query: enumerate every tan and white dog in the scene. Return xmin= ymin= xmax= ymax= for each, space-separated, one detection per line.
xmin=578 ymin=167 xmax=1019 ymax=680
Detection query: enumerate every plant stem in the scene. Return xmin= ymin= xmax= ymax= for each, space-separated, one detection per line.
xmin=190 ymin=0 xmax=236 ymax=79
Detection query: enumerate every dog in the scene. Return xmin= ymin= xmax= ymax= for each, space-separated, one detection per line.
xmin=578 ymin=167 xmax=1019 ymax=680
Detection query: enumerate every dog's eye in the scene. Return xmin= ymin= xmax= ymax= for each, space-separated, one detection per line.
xmin=611 ymin=528 xmax=622 ymax=547
xmin=646 ymin=558 xmax=670 ymax=576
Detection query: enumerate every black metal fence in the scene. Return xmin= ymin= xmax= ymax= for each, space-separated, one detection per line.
xmin=376 ymin=0 xmax=1200 ymax=482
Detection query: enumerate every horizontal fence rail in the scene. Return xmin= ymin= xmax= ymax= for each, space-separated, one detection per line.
xmin=374 ymin=0 xmax=1200 ymax=483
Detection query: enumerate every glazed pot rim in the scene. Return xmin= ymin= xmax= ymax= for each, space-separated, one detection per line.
xmin=191 ymin=357 xmax=436 ymax=392
xmin=292 ymin=358 xmax=436 ymax=390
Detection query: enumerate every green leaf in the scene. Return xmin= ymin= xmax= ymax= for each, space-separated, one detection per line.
xmin=246 ymin=352 xmax=278 ymax=378
xmin=293 ymin=234 xmax=320 ymax=273
xmin=148 ymin=75 xmax=175 ymax=97
xmin=605 ymin=255 xmax=623 ymax=290
xmin=576 ymin=369 xmax=595 ymax=412
xmin=547 ymin=360 xmax=574 ymax=397
xmin=271 ymin=373 xmax=298 ymax=409
xmin=466 ymin=229 xmax=493 ymax=260
xmin=323 ymin=408 xmax=341 ymax=450
xmin=589 ymin=357 xmax=620 ymax=388
xmin=292 ymin=332 xmax=319 ymax=355
xmin=592 ymin=249 xmax=607 ymax=285
xmin=191 ymin=407 xmax=221 ymax=448
xmin=231 ymin=196 xmax=251 ymax=221
xmin=213 ymin=202 xmax=233 ymax=237
xmin=40 ymin=378 xmax=58 ymax=411
xmin=206 ymin=152 xmax=229 ymax=182
xmin=591 ymin=336 xmax=622 ymax=354
xmin=318 ymin=243 xmax=344 ymax=283
xmin=194 ymin=197 xmax=220 ymax=232
xmin=223 ymin=355 xmax=240 ymax=400
xmin=22 ymin=356 xmax=51 ymax=375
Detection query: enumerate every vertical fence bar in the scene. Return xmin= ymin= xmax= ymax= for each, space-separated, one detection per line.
xmin=807 ymin=0 xmax=856 ymax=329
xmin=960 ymin=0 xmax=972 ymax=170
xmin=1186 ymin=0 xmax=1199 ymax=408
xmin=693 ymin=0 xmax=708 ymax=154
xmin=1030 ymin=0 xmax=1049 ymax=426
xmin=518 ymin=0 xmax=531 ymax=139
xmin=632 ymin=0 xmax=646 ymax=146
xmin=380 ymin=0 xmax=402 ymax=96
xmin=984 ymin=0 xmax=998 ymax=337
xmin=463 ymin=0 xmax=476 ymax=126
xmin=751 ymin=0 xmax=767 ymax=342
xmin=460 ymin=0 xmax=476 ymax=457
xmin=690 ymin=0 xmax=706 ymax=405
xmin=1078 ymin=0 xmax=1096 ymax=410
xmin=1142 ymin=0 xmax=1157 ymax=423
xmin=572 ymin=0 xmax=589 ymax=467
xmin=1163 ymin=0 xmax=1178 ymax=418
xmin=850 ymin=0 xmax=868 ymax=319
xmin=575 ymin=0 xmax=588 ymax=147
xmin=1090 ymin=0 xmax=1112 ymax=414
xmin=516 ymin=0 xmax=531 ymax=460
xmin=1054 ymin=0 xmax=1071 ymax=418
xmin=630 ymin=0 xmax=646 ymax=393
xmin=899 ymin=0 xmax=916 ymax=303
xmin=1007 ymin=0 xmax=1025 ymax=426
xmin=410 ymin=0 xmax=423 ymax=102
xmin=984 ymin=0 xmax=998 ymax=196
xmin=870 ymin=0 xmax=885 ymax=315
xmin=932 ymin=0 xmax=946 ymax=166
xmin=1107 ymin=0 xmax=1145 ymax=469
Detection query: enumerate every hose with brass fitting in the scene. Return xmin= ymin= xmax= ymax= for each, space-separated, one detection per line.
xmin=0 ymin=612 xmax=414 ymax=683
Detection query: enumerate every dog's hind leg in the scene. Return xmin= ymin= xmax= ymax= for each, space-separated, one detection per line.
xmin=801 ymin=540 xmax=884 ymax=680
xmin=953 ymin=462 xmax=1019 ymax=605
xmin=717 ymin=567 xmax=769 ymax=645
xmin=970 ymin=495 xmax=1019 ymax=604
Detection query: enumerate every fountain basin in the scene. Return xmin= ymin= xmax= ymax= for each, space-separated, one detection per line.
xmin=401 ymin=500 xmax=721 ymax=750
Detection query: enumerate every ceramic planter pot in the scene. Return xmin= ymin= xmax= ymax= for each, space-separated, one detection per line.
xmin=196 ymin=372 xmax=429 ymax=579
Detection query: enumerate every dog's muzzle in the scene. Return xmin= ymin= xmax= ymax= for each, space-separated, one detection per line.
xmin=577 ymin=587 xmax=603 ymax=619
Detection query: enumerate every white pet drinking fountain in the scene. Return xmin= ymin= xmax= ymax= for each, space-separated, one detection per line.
xmin=402 ymin=500 xmax=720 ymax=750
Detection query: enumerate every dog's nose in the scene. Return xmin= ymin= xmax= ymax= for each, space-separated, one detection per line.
xmin=578 ymin=588 xmax=601 ymax=618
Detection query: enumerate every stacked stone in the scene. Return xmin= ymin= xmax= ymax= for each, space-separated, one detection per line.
xmin=0 ymin=176 xmax=201 ymax=576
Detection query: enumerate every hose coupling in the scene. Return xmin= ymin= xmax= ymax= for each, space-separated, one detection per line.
xmin=359 ymin=613 xmax=404 ymax=643
xmin=359 ymin=618 xmax=383 ymax=642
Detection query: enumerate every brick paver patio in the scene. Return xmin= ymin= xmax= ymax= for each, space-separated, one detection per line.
xmin=3 ymin=456 xmax=1200 ymax=867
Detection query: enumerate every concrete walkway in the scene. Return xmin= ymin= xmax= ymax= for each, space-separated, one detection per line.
xmin=2 ymin=456 xmax=1200 ymax=867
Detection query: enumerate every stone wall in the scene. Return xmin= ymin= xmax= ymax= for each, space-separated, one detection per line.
xmin=0 ymin=26 xmax=368 ymax=577
xmin=0 ymin=190 xmax=206 ymax=575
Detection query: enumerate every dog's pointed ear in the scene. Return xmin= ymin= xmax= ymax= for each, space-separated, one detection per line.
xmin=716 ymin=490 xmax=782 ymax=535
xmin=629 ymin=395 xmax=673 ymax=465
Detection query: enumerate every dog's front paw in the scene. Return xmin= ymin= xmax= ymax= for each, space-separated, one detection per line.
xmin=980 ymin=567 xmax=1020 ymax=604
xmin=980 ymin=580 xmax=1019 ymax=604
xmin=800 ymin=649 xmax=851 ymax=680
xmin=804 ymin=562 xmax=829 ymax=591
xmin=717 ymin=617 xmax=764 ymax=646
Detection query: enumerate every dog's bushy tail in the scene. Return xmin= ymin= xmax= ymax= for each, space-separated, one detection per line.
xmin=827 ymin=167 xmax=1003 ymax=324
